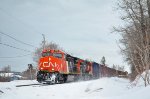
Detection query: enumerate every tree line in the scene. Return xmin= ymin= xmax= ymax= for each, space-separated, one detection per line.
xmin=114 ymin=0 xmax=150 ymax=86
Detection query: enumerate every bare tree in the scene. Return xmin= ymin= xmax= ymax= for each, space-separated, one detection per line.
xmin=0 ymin=65 xmax=11 ymax=82
xmin=33 ymin=41 xmax=62 ymax=63
xmin=112 ymin=64 xmax=125 ymax=71
xmin=22 ymin=65 xmax=36 ymax=80
xmin=1 ymin=65 xmax=11 ymax=73
xmin=114 ymin=0 xmax=150 ymax=86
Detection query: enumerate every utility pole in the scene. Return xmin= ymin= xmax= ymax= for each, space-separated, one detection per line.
xmin=42 ymin=34 xmax=46 ymax=50
xmin=28 ymin=64 xmax=33 ymax=80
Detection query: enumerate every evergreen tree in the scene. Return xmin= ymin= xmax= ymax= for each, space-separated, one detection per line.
xmin=101 ymin=56 xmax=106 ymax=65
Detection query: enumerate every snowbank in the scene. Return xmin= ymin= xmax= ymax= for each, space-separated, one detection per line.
xmin=131 ymin=70 xmax=150 ymax=87
xmin=0 ymin=77 xmax=149 ymax=99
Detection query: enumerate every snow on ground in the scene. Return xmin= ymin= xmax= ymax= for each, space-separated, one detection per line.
xmin=0 ymin=77 xmax=150 ymax=99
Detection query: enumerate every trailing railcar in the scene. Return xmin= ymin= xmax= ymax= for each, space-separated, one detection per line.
xmin=92 ymin=62 xmax=100 ymax=79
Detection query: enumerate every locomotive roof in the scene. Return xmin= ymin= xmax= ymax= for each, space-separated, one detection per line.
xmin=42 ymin=49 xmax=65 ymax=53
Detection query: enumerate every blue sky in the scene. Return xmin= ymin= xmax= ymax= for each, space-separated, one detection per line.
xmin=0 ymin=0 xmax=128 ymax=72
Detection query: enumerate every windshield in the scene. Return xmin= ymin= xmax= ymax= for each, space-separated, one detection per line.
xmin=42 ymin=52 xmax=52 ymax=57
xmin=42 ymin=52 xmax=62 ymax=58
xmin=53 ymin=53 xmax=62 ymax=58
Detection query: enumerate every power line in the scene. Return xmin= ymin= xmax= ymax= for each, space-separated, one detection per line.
xmin=0 ymin=54 xmax=32 ymax=58
xmin=0 ymin=42 xmax=32 ymax=52
xmin=0 ymin=7 xmax=46 ymax=48
xmin=42 ymin=34 xmax=46 ymax=50
xmin=0 ymin=31 xmax=37 ymax=48
xmin=0 ymin=34 xmax=1 ymax=43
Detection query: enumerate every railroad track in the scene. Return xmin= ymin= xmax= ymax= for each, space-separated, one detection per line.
xmin=16 ymin=83 xmax=49 ymax=87
xmin=16 ymin=80 xmax=74 ymax=87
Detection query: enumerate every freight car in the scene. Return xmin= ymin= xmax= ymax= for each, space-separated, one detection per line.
xmin=37 ymin=49 xmax=127 ymax=84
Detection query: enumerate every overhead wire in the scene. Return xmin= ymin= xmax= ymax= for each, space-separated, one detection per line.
xmin=0 ymin=42 xmax=32 ymax=52
xmin=0 ymin=6 xmax=43 ymax=50
xmin=0 ymin=54 xmax=32 ymax=58
xmin=0 ymin=6 xmax=43 ymax=59
xmin=0 ymin=6 xmax=43 ymax=48
xmin=0 ymin=31 xmax=37 ymax=48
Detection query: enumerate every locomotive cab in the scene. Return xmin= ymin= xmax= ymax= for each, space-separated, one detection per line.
xmin=39 ymin=49 xmax=67 ymax=72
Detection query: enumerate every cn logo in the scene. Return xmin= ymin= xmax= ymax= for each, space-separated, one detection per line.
xmin=43 ymin=58 xmax=52 ymax=67
xmin=42 ymin=58 xmax=62 ymax=70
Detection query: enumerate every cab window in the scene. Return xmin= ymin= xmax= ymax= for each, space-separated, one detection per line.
xmin=53 ymin=53 xmax=63 ymax=58
xmin=42 ymin=52 xmax=52 ymax=57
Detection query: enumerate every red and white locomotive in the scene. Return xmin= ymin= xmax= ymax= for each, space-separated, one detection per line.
xmin=37 ymin=49 xmax=92 ymax=84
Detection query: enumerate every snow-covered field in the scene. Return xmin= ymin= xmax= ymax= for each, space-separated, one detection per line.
xmin=0 ymin=77 xmax=150 ymax=99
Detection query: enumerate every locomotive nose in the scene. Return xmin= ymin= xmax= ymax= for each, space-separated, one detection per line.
xmin=39 ymin=57 xmax=50 ymax=70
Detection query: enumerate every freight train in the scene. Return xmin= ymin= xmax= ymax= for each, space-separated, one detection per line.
xmin=37 ymin=49 xmax=127 ymax=84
